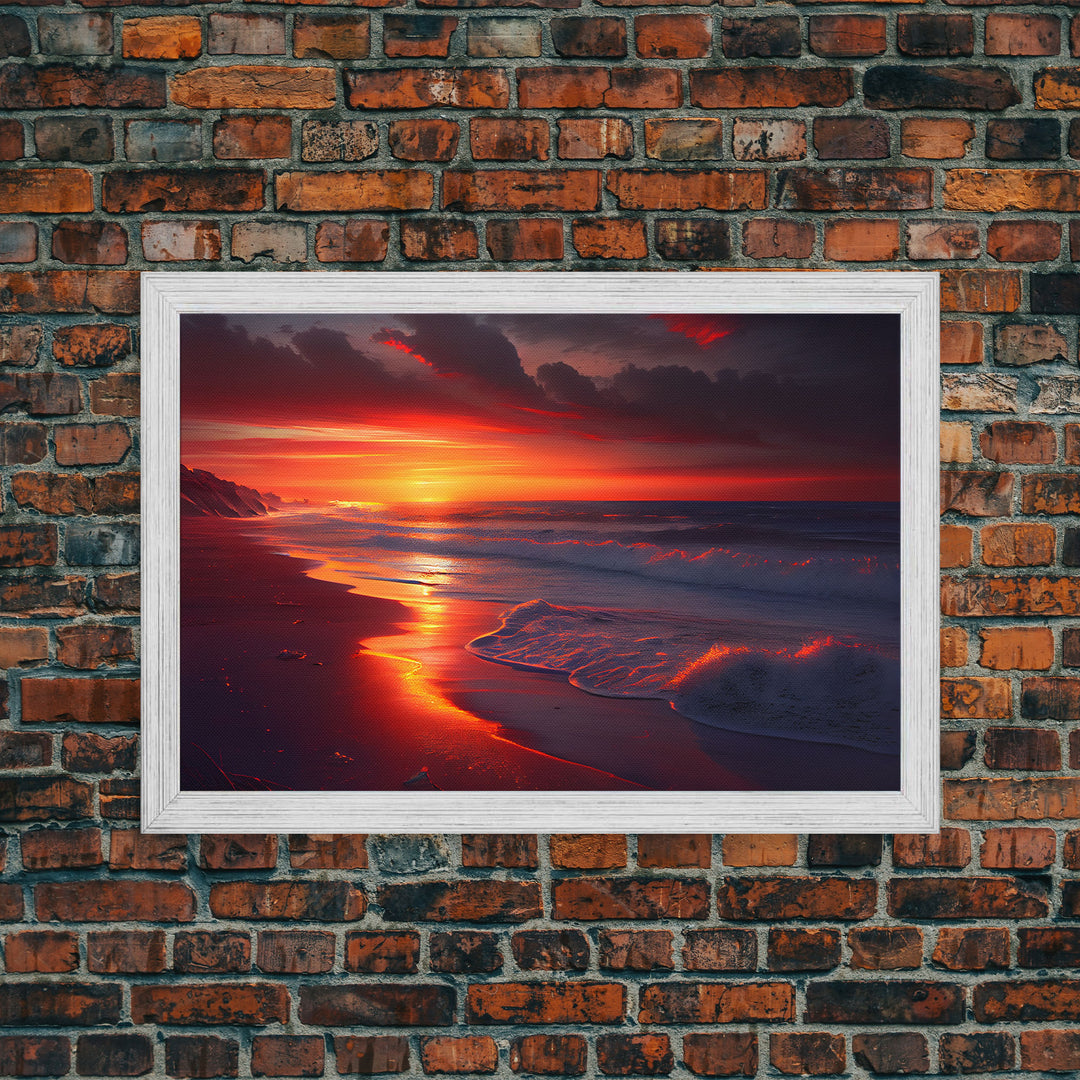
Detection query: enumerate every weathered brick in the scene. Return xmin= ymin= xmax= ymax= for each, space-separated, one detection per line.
xmin=941 ymin=470 xmax=1014 ymax=514
xmin=213 ymin=115 xmax=291 ymax=159
xmin=717 ymin=877 xmax=876 ymax=920
xmin=607 ymin=170 xmax=763 ymax=211
xmin=995 ymin=325 xmax=1068 ymax=367
xmin=944 ymin=170 xmax=1080 ymax=212
xmin=932 ymin=927 xmax=1009 ymax=971
xmin=865 ymin=66 xmax=1019 ymax=110
xmin=637 ymin=835 xmax=711 ymax=868
xmin=815 ymin=116 xmax=889 ymax=160
xmin=123 ymin=16 xmax=201 ymax=59
xmin=988 ymin=219 xmax=1060 ymax=262
xmin=987 ymin=120 xmax=1060 ymax=163
xmin=743 ymin=220 xmax=813 ymax=260
xmin=805 ymin=982 xmax=964 ymax=1025
xmin=385 ymin=15 xmax=456 ymax=57
xmin=553 ymin=878 xmax=707 ymax=920
xmin=347 ymin=68 xmax=508 ymax=109
xmin=596 ymin=1035 xmax=671 ymax=1077
xmin=512 ymin=930 xmax=588 ymax=971
xmin=0 ymin=271 xmax=139 ymax=315
xmin=132 ymin=985 xmax=289 ymax=1026
xmin=552 ymin=17 xmax=626 ymax=57
xmin=1036 ymin=68 xmax=1080 ymax=109
xmin=208 ymin=12 xmax=285 ymax=55
xmin=682 ymin=1034 xmax=757 ymax=1078
xmin=55 ymin=423 xmax=131 ymax=465
xmin=941 ymin=732 xmax=978 ymax=771
xmin=902 ymin=118 xmax=975 ymax=160
xmin=721 ymin=16 xmax=798 ymax=58
xmin=172 ymin=66 xmax=334 ymax=109
xmin=333 ymin=1037 xmax=409 ymax=1076
xmin=21 ymin=827 xmax=102 ymax=869
xmin=37 ymin=880 xmax=195 ymax=921
xmin=0 ymin=64 xmax=164 ymax=110
xmin=690 ymin=68 xmax=850 ymax=109
xmin=289 ymin=834 xmax=368 ymax=869
xmin=256 ymin=931 xmax=335 ymax=974
xmin=851 ymin=1034 xmax=928 ymax=1077
xmin=638 ymin=14 xmax=710 ymax=58
xmin=314 ymin=220 xmax=388 ymax=263
xmin=231 ymin=222 xmax=306 ymax=263
xmin=0 ymin=323 xmax=42 ymax=367
xmin=572 ymin=217 xmax=646 ymax=259
xmin=769 ymin=1034 xmax=845 ymax=1077
xmin=302 ymin=119 xmax=377 ymax=162
xmin=898 ymin=14 xmax=973 ymax=57
xmin=345 ymin=931 xmax=419 ymax=973
xmin=823 ymin=219 xmax=898 ymax=261
xmin=5 ymin=930 xmax=78 ymax=973
xmin=722 ymin=835 xmax=798 ymax=866
xmin=938 ymin=1033 xmax=1014 ymax=1073
xmin=598 ymin=930 xmax=673 ymax=971
xmin=509 ymin=1035 xmax=586 ymax=1076
xmin=987 ymin=13 xmax=1060 ymax=54
xmin=90 ymin=373 xmax=139 ymax=417
xmin=907 ymin=221 xmax=979 ymax=260
xmin=165 ymin=1036 xmax=238 ymax=1079
xmin=848 ymin=927 xmax=923 ymax=970
xmin=0 ymin=223 xmax=36 ymax=263
xmin=251 ymin=1038 xmax=324 ymax=1079
xmin=655 ymin=218 xmax=730 ymax=261
xmin=104 ymin=170 xmax=263 ymax=213
xmin=445 ymin=169 xmax=598 ymax=211
xmin=0 ymin=731 xmax=52 ymax=770
xmin=941 ymin=627 xmax=967 ymax=668
xmin=808 ymin=834 xmax=882 ymax=867
xmin=979 ymin=628 xmax=1054 ymax=671
xmin=981 ymin=523 xmax=1056 ymax=567
xmin=638 ymin=983 xmax=794 ymax=1025
xmin=470 ymin=117 xmax=547 ymax=161
xmin=894 ymin=830 xmax=972 ymax=869
xmin=558 ymin=117 xmax=631 ymax=159
xmin=210 ymin=881 xmax=366 ymax=921
xmin=0 ymin=1035 xmax=70 ymax=1077
xmin=467 ymin=19 xmax=541 ymax=58
xmin=980 ymin=420 xmax=1056 ymax=463
xmin=776 ymin=168 xmax=931 ymax=211
xmin=0 ymin=16 xmax=32 ymax=59
xmin=682 ymin=929 xmax=756 ymax=971
xmin=430 ymin=931 xmax=503 ymax=973
xmin=981 ymin=826 xmax=1055 ymax=869
xmin=486 ymin=219 xmax=563 ymax=261
xmin=1020 ymin=1030 xmax=1080 ymax=1072
xmin=732 ymin=119 xmax=805 ymax=162
xmin=0 ymin=169 xmax=92 ymax=214
xmin=277 ymin=171 xmax=433 ymax=211
xmin=646 ymin=119 xmax=724 ymax=161
xmin=0 ymin=984 xmax=120 ymax=1027
xmin=301 ymin=985 xmax=455 ymax=1027
xmin=767 ymin=929 xmax=841 ymax=972
xmin=379 ymin=880 xmax=539 ymax=922
xmin=889 ymin=876 xmax=1049 ymax=918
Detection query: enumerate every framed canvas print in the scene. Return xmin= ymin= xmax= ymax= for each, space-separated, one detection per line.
xmin=142 ymin=271 xmax=939 ymax=833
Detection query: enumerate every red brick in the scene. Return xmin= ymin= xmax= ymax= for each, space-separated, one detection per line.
xmin=333 ymin=1036 xmax=409 ymax=1076
xmin=889 ymin=876 xmax=1048 ymax=918
xmin=384 ymin=15 xmax=455 ymax=57
xmin=767 ymin=929 xmax=841 ymax=972
xmin=743 ymin=220 xmax=813 ymax=260
xmin=809 ymin=834 xmax=885 ymax=867
xmin=110 ymin=831 xmax=187 ymax=871
xmin=74 ymin=1035 xmax=152 ymax=1078
xmin=208 ymin=12 xmax=285 ymax=54
xmin=722 ymin=835 xmax=798 ymax=866
xmin=769 ymin=1034 xmax=844 ymax=1077
xmin=21 ymin=827 xmax=101 ymax=869
xmin=388 ymin=118 xmax=459 ymax=161
xmin=294 ymin=13 xmax=369 ymax=58
xmin=517 ymin=67 xmax=678 ymax=109
xmin=981 ymin=826 xmax=1055 ymax=869
xmin=717 ymin=877 xmax=876 ymax=920
xmin=0 ymin=271 xmax=139 ymax=315
xmin=0 ymin=64 xmax=164 ymax=109
xmin=200 ymin=834 xmax=278 ymax=870
xmin=378 ymin=880 xmax=538 ymax=922
xmin=940 ymin=269 xmax=1022 ymax=312
xmin=598 ymin=930 xmax=673 ymax=971
xmin=0 ymin=775 xmax=91 ymax=821
xmin=90 ymin=373 xmax=139 ymax=417
xmin=0 ymin=324 xmax=43 ymax=367
xmin=639 ymin=983 xmax=794 ymax=1025
xmin=848 ymin=927 xmax=923 ymax=970
xmin=0 ymin=371 xmax=82 ymax=415
xmin=893 ymin=830 xmax=971 ymax=868
xmin=314 ymin=220 xmax=389 ymax=263
xmin=430 ymin=931 xmax=503 ymax=973
xmin=907 ymin=220 xmax=979 ymax=260
xmin=1020 ymin=1030 xmax=1080 ymax=1071
xmin=251 ymin=1038 xmax=323 ymax=1078
xmin=637 ymin=835 xmax=710 ymax=868
xmin=468 ymin=983 xmax=624 ymax=1025
xmin=444 ymin=169 xmax=599 ymax=212
xmin=52 ymin=422 xmax=130 ymax=466
xmin=851 ymin=1034 xmax=928 ymax=1077
xmin=0 ymin=120 xmax=22 ymax=162
xmin=103 ymin=169 xmax=263 ymax=213
xmin=51 ymin=324 xmax=130 ymax=368
xmin=486 ymin=219 xmax=563 ymax=261
xmin=607 ymin=170 xmax=763 ymax=211
xmin=777 ymin=168 xmax=931 ymax=211
xmin=0 ymin=626 xmax=48 ymax=667
xmin=945 ymin=776 xmax=1080 ymax=819
xmin=988 ymin=220 xmax=1061 ymax=263
xmin=52 ymin=221 xmax=127 ymax=265
xmin=345 ymin=932 xmax=419 ymax=973
xmin=420 ymin=1037 xmax=497 ymax=1075
xmin=132 ymin=984 xmax=289 ymax=1026
xmin=939 ymin=1033 xmax=1014 ymax=1073
xmin=1023 ymin=474 xmax=1080 ymax=514
xmin=4 ymin=930 xmax=78 ymax=973
xmin=0 ymin=983 xmax=121 ymax=1027
xmin=941 ymin=471 xmax=1014 ymax=516
xmin=37 ymin=880 xmax=196 ymax=922
xmin=986 ymin=13 xmax=1060 ymax=55
xmin=123 ymin=15 xmax=201 ymax=58
xmin=690 ymin=68 xmax=851 ymax=109
xmin=470 ymin=117 xmax=547 ymax=162
xmin=898 ymin=14 xmax=973 ymax=56
xmin=572 ymin=218 xmax=646 ymax=259
xmin=815 ymin=116 xmax=889 ymax=160
xmin=171 ymin=65 xmax=333 ymax=108
xmin=942 ymin=575 xmax=1080 ymax=617
xmin=979 ymin=628 xmax=1054 ymax=671
xmin=980 ymin=420 xmax=1056 ymax=464
xmin=932 ymin=926 xmax=1009 ymax=971
xmin=557 ymin=118 xmax=631 ymax=160
xmin=0 ymin=884 xmax=19 ymax=921
xmin=976 ymin=979 xmax=1080 ymax=1021
xmin=87 ymin=930 xmax=167 ymax=974
xmin=682 ymin=1034 xmax=757 ymax=1078
xmin=646 ymin=118 xmax=724 ymax=161
xmin=823 ymin=219 xmax=898 ymax=261
xmin=0 ymin=524 xmax=55 ymax=568
xmin=467 ymin=18 xmax=542 ymax=58
xmin=256 ymin=931 xmax=334 ymax=974
xmin=0 ymin=1036 xmax=70 ymax=1077
xmin=302 ymin=120 xmax=377 ymax=163
xmin=512 ymin=930 xmax=588 ymax=971
xmin=0 ymin=731 xmax=52 ymax=770
xmin=637 ymin=14 xmax=710 ymax=57
xmin=806 ymin=982 xmax=964 ymax=1025
xmin=552 ymin=17 xmax=626 ymax=57
xmin=941 ymin=626 xmax=968 ymax=667
xmin=299 ymin=985 xmax=454 ymax=1027
xmin=56 ymin=625 xmax=133 ymax=668
xmin=165 ymin=1036 xmax=238 ymax=1079
xmin=553 ymin=878 xmax=707 ymax=920
xmin=346 ymin=68 xmax=508 ymax=109
xmin=1023 ymin=676 xmax=1080 ymax=719
xmin=903 ymin=118 xmax=976 ymax=159
xmin=174 ymin=931 xmax=251 ymax=974
xmin=210 ymin=881 xmax=366 ymax=921
xmin=141 ymin=221 xmax=222 ymax=262
xmin=980 ymin=523 xmax=1055 ymax=567
xmin=596 ymin=1035 xmax=672 ymax=1077
xmin=655 ymin=218 xmax=730 ymax=261
xmin=213 ymin=115 xmax=291 ymax=159
xmin=277 ymin=171 xmax=432 ymax=211
xmin=289 ymin=833 xmax=368 ymax=868
xmin=683 ymin=929 xmax=756 ymax=972
xmin=509 ymin=1035 xmax=586 ymax=1076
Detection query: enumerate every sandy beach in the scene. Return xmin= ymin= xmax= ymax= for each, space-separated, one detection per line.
xmin=181 ymin=517 xmax=899 ymax=793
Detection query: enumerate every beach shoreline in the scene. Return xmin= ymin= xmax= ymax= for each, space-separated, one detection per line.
xmin=181 ymin=515 xmax=900 ymax=792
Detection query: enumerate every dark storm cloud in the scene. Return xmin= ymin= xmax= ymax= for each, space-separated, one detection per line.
xmin=372 ymin=313 xmax=543 ymax=403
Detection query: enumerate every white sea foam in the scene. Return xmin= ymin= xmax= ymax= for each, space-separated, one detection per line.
xmin=467 ymin=599 xmax=900 ymax=754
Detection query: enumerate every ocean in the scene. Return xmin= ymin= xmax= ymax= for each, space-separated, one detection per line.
xmin=253 ymin=500 xmax=902 ymax=760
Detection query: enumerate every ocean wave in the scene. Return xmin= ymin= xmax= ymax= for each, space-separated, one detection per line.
xmin=467 ymin=599 xmax=900 ymax=754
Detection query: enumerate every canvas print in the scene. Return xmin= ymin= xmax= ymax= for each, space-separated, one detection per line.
xmin=179 ymin=310 xmax=901 ymax=794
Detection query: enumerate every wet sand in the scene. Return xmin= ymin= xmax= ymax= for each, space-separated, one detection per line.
xmin=181 ymin=517 xmax=899 ymax=792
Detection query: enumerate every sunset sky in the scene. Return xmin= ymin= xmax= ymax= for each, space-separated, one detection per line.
xmin=180 ymin=310 xmax=900 ymax=504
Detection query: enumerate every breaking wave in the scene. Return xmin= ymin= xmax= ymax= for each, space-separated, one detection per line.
xmin=467 ymin=599 xmax=900 ymax=754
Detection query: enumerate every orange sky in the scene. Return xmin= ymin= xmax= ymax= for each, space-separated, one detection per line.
xmin=180 ymin=312 xmax=901 ymax=504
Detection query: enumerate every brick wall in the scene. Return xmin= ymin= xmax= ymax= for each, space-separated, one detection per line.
xmin=1 ymin=0 xmax=1080 ymax=1073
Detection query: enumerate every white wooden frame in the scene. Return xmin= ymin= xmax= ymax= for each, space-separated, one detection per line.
xmin=142 ymin=271 xmax=939 ymax=834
